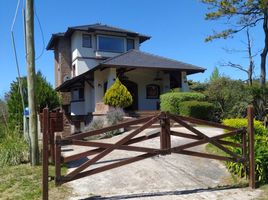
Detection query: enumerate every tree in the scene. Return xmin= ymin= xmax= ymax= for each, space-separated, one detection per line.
xmin=202 ymin=0 xmax=268 ymax=87
xmin=209 ymin=67 xmax=220 ymax=82
xmin=205 ymin=77 xmax=253 ymax=120
xmin=220 ymin=29 xmax=256 ymax=85
xmin=103 ymin=78 xmax=133 ymax=108
xmin=6 ymin=71 xmax=60 ymax=131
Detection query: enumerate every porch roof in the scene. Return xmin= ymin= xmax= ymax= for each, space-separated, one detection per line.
xmin=100 ymin=50 xmax=205 ymax=74
xmin=56 ymin=50 xmax=206 ymax=92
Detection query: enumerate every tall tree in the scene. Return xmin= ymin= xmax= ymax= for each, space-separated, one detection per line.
xmin=26 ymin=0 xmax=38 ymax=165
xmin=202 ymin=0 xmax=268 ymax=87
xmin=209 ymin=67 xmax=220 ymax=82
xmin=221 ymin=29 xmax=256 ymax=85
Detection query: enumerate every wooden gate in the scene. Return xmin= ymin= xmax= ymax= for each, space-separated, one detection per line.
xmin=41 ymin=106 xmax=256 ymax=200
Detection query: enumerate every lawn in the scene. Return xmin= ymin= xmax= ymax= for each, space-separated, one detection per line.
xmin=0 ymin=164 xmax=71 ymax=200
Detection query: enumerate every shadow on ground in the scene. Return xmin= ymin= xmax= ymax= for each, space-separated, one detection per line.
xmin=78 ymin=184 xmax=248 ymax=200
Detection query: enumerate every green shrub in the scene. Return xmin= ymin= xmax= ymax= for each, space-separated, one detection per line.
xmin=105 ymin=108 xmax=125 ymax=138
xmin=180 ymin=101 xmax=214 ymax=120
xmin=103 ymin=78 xmax=133 ymax=108
xmin=160 ymin=92 xmax=206 ymax=114
xmin=223 ymin=118 xmax=267 ymax=136
xmin=222 ymin=118 xmax=268 ymax=184
xmin=0 ymin=129 xmax=29 ymax=166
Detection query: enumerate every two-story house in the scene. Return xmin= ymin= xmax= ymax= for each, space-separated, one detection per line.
xmin=47 ymin=23 xmax=205 ymax=128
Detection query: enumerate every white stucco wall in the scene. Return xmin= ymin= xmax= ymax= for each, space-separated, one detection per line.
xmin=84 ymin=82 xmax=95 ymax=114
xmin=71 ymin=101 xmax=85 ymax=115
xmin=94 ymin=68 xmax=116 ymax=110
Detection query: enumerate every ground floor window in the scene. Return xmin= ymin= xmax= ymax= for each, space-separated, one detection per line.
xmin=146 ymin=84 xmax=160 ymax=99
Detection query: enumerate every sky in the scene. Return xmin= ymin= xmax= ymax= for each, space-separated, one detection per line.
xmin=0 ymin=0 xmax=264 ymax=97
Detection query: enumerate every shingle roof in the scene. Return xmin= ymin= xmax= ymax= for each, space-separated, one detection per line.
xmin=100 ymin=50 xmax=205 ymax=74
xmin=47 ymin=23 xmax=150 ymax=50
xmin=56 ymin=50 xmax=205 ymax=92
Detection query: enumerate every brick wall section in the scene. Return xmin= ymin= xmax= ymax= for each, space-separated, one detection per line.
xmin=54 ymin=37 xmax=72 ymax=105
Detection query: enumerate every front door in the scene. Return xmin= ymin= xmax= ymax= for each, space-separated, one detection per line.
xmin=121 ymin=80 xmax=138 ymax=111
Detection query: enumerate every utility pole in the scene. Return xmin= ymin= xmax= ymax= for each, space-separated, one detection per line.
xmin=26 ymin=0 xmax=39 ymax=165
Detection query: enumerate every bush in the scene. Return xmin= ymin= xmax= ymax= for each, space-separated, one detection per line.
xmin=180 ymin=101 xmax=214 ymax=120
xmin=84 ymin=118 xmax=105 ymax=132
xmin=205 ymin=77 xmax=252 ymax=120
xmin=0 ymin=128 xmax=29 ymax=166
xmin=103 ymin=78 xmax=133 ymax=108
xmin=160 ymin=92 xmax=206 ymax=114
xmin=222 ymin=118 xmax=268 ymax=184
xmin=105 ymin=108 xmax=125 ymax=137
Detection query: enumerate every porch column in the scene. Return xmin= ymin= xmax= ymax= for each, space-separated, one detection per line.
xmin=181 ymin=71 xmax=189 ymax=92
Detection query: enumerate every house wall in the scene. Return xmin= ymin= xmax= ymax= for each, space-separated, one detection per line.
xmin=70 ymin=101 xmax=85 ymax=115
xmin=93 ymin=68 xmax=116 ymax=111
xmin=71 ymin=31 xmax=139 ymax=76
xmin=84 ymin=81 xmax=95 ymax=114
xmin=54 ymin=37 xmax=72 ymax=105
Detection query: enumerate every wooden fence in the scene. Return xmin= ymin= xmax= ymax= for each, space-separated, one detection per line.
xmin=41 ymin=106 xmax=255 ymax=200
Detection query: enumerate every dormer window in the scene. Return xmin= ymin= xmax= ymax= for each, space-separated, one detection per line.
xmin=127 ymin=39 xmax=135 ymax=51
xmin=82 ymin=34 xmax=92 ymax=48
xmin=97 ymin=35 xmax=124 ymax=53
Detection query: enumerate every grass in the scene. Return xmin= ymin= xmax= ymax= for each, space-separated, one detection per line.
xmin=0 ymin=164 xmax=72 ymax=200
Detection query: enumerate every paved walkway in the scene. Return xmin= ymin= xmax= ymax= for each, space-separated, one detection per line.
xmin=63 ymin=127 xmax=262 ymax=200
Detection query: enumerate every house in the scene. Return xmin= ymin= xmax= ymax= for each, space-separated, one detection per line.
xmin=47 ymin=23 xmax=205 ymax=129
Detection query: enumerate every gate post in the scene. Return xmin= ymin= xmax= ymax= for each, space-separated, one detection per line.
xmin=160 ymin=112 xmax=171 ymax=154
xmin=55 ymin=133 xmax=62 ymax=186
xmin=42 ymin=108 xmax=49 ymax=200
xmin=247 ymin=105 xmax=255 ymax=189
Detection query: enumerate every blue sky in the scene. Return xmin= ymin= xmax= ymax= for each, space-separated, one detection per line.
xmin=0 ymin=0 xmax=264 ymax=97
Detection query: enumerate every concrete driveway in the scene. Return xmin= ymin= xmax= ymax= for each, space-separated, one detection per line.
xmin=63 ymin=126 xmax=261 ymax=200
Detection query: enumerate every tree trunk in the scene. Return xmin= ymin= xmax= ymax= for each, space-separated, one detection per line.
xmin=26 ymin=0 xmax=39 ymax=165
xmin=260 ymin=13 xmax=268 ymax=87
xmin=246 ymin=29 xmax=253 ymax=86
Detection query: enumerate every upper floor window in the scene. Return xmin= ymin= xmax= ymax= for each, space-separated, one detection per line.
xmin=71 ymin=88 xmax=84 ymax=101
xmin=98 ymin=35 xmax=124 ymax=53
xmin=82 ymin=34 xmax=92 ymax=48
xmin=127 ymin=39 xmax=135 ymax=51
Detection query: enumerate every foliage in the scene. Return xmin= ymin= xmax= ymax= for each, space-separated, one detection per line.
xmin=188 ymin=80 xmax=208 ymax=93
xmin=202 ymin=0 xmax=266 ymax=42
xmin=0 ymin=99 xmax=8 ymax=125
xmin=180 ymin=101 xmax=214 ymax=120
xmin=160 ymin=92 xmax=206 ymax=114
xmin=222 ymin=118 xmax=268 ymax=184
xmin=0 ymin=126 xmax=29 ymax=166
xmin=209 ymin=67 xmax=220 ymax=82
xmin=205 ymin=77 xmax=252 ymax=120
xmin=84 ymin=118 xmax=105 ymax=132
xmin=246 ymin=82 xmax=268 ymax=120
xmin=6 ymin=71 xmax=60 ymax=130
xmin=0 ymin=164 xmax=70 ymax=200
xmin=202 ymin=0 xmax=268 ymax=86
xmin=106 ymin=108 xmax=125 ymax=125
xmin=105 ymin=108 xmax=125 ymax=137
xmin=103 ymin=78 xmax=133 ymax=108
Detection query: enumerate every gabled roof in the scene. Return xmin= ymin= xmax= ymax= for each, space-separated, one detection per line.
xmin=47 ymin=23 xmax=151 ymax=50
xmin=56 ymin=50 xmax=205 ymax=92
xmin=100 ymin=50 xmax=205 ymax=74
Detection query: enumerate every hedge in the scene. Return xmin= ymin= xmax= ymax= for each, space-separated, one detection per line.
xmin=222 ymin=118 xmax=268 ymax=184
xmin=160 ymin=92 xmax=206 ymax=114
xmin=180 ymin=101 xmax=214 ymax=120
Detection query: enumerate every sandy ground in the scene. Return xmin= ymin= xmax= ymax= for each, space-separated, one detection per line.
xmin=62 ymin=127 xmax=262 ymax=200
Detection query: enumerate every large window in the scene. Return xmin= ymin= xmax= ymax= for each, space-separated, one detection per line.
xmin=127 ymin=39 xmax=135 ymax=51
xmin=98 ymin=35 xmax=124 ymax=53
xmin=71 ymin=88 xmax=84 ymax=101
xmin=82 ymin=34 xmax=92 ymax=48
